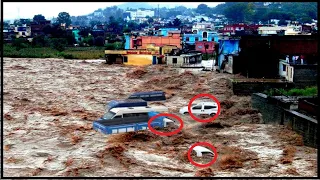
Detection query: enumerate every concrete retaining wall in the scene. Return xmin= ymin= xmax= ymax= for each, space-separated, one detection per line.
xmin=252 ymin=93 xmax=318 ymax=148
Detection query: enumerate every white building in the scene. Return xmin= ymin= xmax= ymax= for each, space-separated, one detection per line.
xmin=127 ymin=9 xmax=155 ymax=20
xmin=14 ymin=24 xmax=31 ymax=38
xmin=93 ymin=12 xmax=103 ymax=17
xmin=258 ymin=26 xmax=289 ymax=35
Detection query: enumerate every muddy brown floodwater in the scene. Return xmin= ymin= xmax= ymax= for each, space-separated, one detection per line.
xmin=3 ymin=58 xmax=317 ymax=177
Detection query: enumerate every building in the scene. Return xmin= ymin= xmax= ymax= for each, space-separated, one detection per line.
xmin=15 ymin=24 xmax=31 ymax=38
xmin=279 ymin=60 xmax=317 ymax=87
xmin=125 ymin=33 xmax=182 ymax=50
xmin=30 ymin=20 xmax=51 ymax=37
xmin=105 ymin=49 xmax=162 ymax=65
xmin=237 ymin=35 xmax=318 ymax=78
xmin=220 ymin=24 xmax=262 ymax=36
xmin=258 ymin=26 xmax=289 ymax=35
xmin=126 ymin=9 xmax=155 ymax=21
xmin=166 ymin=53 xmax=202 ymax=67
xmin=72 ymin=29 xmax=82 ymax=43
xmin=195 ymin=41 xmax=216 ymax=54
xmin=217 ymin=38 xmax=240 ymax=74
xmin=192 ymin=22 xmax=214 ymax=31
xmin=183 ymin=30 xmax=219 ymax=46
xmin=153 ymin=28 xmax=180 ymax=36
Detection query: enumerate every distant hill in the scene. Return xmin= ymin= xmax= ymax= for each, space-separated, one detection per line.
xmin=117 ymin=3 xmax=157 ymax=10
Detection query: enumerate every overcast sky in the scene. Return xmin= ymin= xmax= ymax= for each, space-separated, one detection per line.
xmin=3 ymin=2 xmax=223 ymax=21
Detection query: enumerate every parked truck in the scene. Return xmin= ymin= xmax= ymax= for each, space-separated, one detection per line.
xmin=93 ymin=111 xmax=173 ymax=135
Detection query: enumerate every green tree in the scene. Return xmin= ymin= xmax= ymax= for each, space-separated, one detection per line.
xmin=224 ymin=2 xmax=254 ymax=23
xmin=32 ymin=34 xmax=50 ymax=47
xmin=12 ymin=38 xmax=29 ymax=50
xmin=50 ymin=38 xmax=67 ymax=52
xmin=42 ymin=24 xmax=52 ymax=35
xmin=57 ymin=12 xmax=72 ymax=27
xmin=148 ymin=17 xmax=154 ymax=24
xmin=82 ymin=36 xmax=94 ymax=46
xmin=196 ymin=4 xmax=210 ymax=14
xmin=33 ymin=14 xmax=46 ymax=23
xmin=278 ymin=19 xmax=287 ymax=26
xmin=173 ymin=18 xmax=182 ymax=27
xmin=13 ymin=19 xmax=22 ymax=26
xmin=94 ymin=36 xmax=105 ymax=46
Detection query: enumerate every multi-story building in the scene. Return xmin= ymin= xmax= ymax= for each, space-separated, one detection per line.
xmin=183 ymin=30 xmax=219 ymax=45
xmin=124 ymin=32 xmax=182 ymax=50
xmin=126 ymin=9 xmax=155 ymax=21
xmin=15 ymin=24 xmax=32 ymax=38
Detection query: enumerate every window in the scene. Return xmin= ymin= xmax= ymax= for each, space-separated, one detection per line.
xmin=114 ymin=115 xmax=122 ymax=118
xmin=204 ymin=106 xmax=217 ymax=109
xmin=102 ymin=111 xmax=116 ymax=119
xmin=282 ymin=64 xmax=286 ymax=71
xmin=186 ymin=37 xmax=190 ymax=41
xmin=195 ymin=37 xmax=199 ymax=41
xmin=192 ymin=105 xmax=202 ymax=110
xmin=172 ymin=58 xmax=177 ymax=64
xmin=203 ymin=32 xmax=208 ymax=38
xmin=123 ymin=114 xmax=134 ymax=118
xmin=123 ymin=56 xmax=128 ymax=63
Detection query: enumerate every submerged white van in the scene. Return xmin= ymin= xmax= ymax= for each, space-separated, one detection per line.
xmin=101 ymin=106 xmax=168 ymax=120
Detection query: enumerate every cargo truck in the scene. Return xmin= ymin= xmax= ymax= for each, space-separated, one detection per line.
xmin=93 ymin=111 xmax=174 ymax=135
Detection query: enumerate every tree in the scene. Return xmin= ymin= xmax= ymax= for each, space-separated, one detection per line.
xmin=173 ymin=18 xmax=182 ymax=27
xmin=278 ymin=19 xmax=287 ymax=26
xmin=79 ymin=27 xmax=91 ymax=37
xmin=82 ymin=36 xmax=94 ymax=46
xmin=51 ymin=38 xmax=67 ymax=51
xmin=42 ymin=24 xmax=52 ymax=35
xmin=148 ymin=17 xmax=154 ymax=24
xmin=196 ymin=4 xmax=210 ymax=14
xmin=33 ymin=14 xmax=46 ymax=23
xmin=57 ymin=12 xmax=72 ymax=27
xmin=94 ymin=36 xmax=105 ymax=46
xmin=224 ymin=3 xmax=253 ymax=23
xmin=13 ymin=19 xmax=22 ymax=26
xmin=66 ymin=33 xmax=76 ymax=45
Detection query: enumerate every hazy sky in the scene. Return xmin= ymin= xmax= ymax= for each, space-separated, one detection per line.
xmin=3 ymin=2 xmax=223 ymax=21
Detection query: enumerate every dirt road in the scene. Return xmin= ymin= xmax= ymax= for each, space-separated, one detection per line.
xmin=3 ymin=58 xmax=317 ymax=177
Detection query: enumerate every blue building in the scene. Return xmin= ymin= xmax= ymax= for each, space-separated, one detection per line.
xmin=124 ymin=34 xmax=131 ymax=50
xmin=183 ymin=30 xmax=219 ymax=45
xmin=217 ymin=39 xmax=240 ymax=70
xmin=154 ymin=28 xmax=179 ymax=36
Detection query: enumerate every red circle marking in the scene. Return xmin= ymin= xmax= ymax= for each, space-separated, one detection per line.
xmin=188 ymin=93 xmax=221 ymax=123
xmin=148 ymin=113 xmax=183 ymax=136
xmin=187 ymin=142 xmax=218 ymax=168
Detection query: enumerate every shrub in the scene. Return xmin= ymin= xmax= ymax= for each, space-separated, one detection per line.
xmin=265 ymin=86 xmax=317 ymax=96
xmin=50 ymin=38 xmax=67 ymax=52
xmin=12 ymin=38 xmax=30 ymax=50
xmin=94 ymin=36 xmax=105 ymax=46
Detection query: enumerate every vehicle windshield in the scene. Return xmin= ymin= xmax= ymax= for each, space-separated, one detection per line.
xmin=105 ymin=105 xmax=111 ymax=112
xmin=102 ymin=111 xmax=116 ymax=120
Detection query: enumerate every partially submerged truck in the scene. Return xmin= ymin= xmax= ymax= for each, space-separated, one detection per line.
xmin=94 ymin=106 xmax=173 ymax=135
xmin=93 ymin=111 xmax=173 ymax=135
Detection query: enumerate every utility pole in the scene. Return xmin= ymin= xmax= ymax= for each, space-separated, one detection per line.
xmin=17 ymin=7 xmax=20 ymax=19
xmin=158 ymin=4 xmax=160 ymax=21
